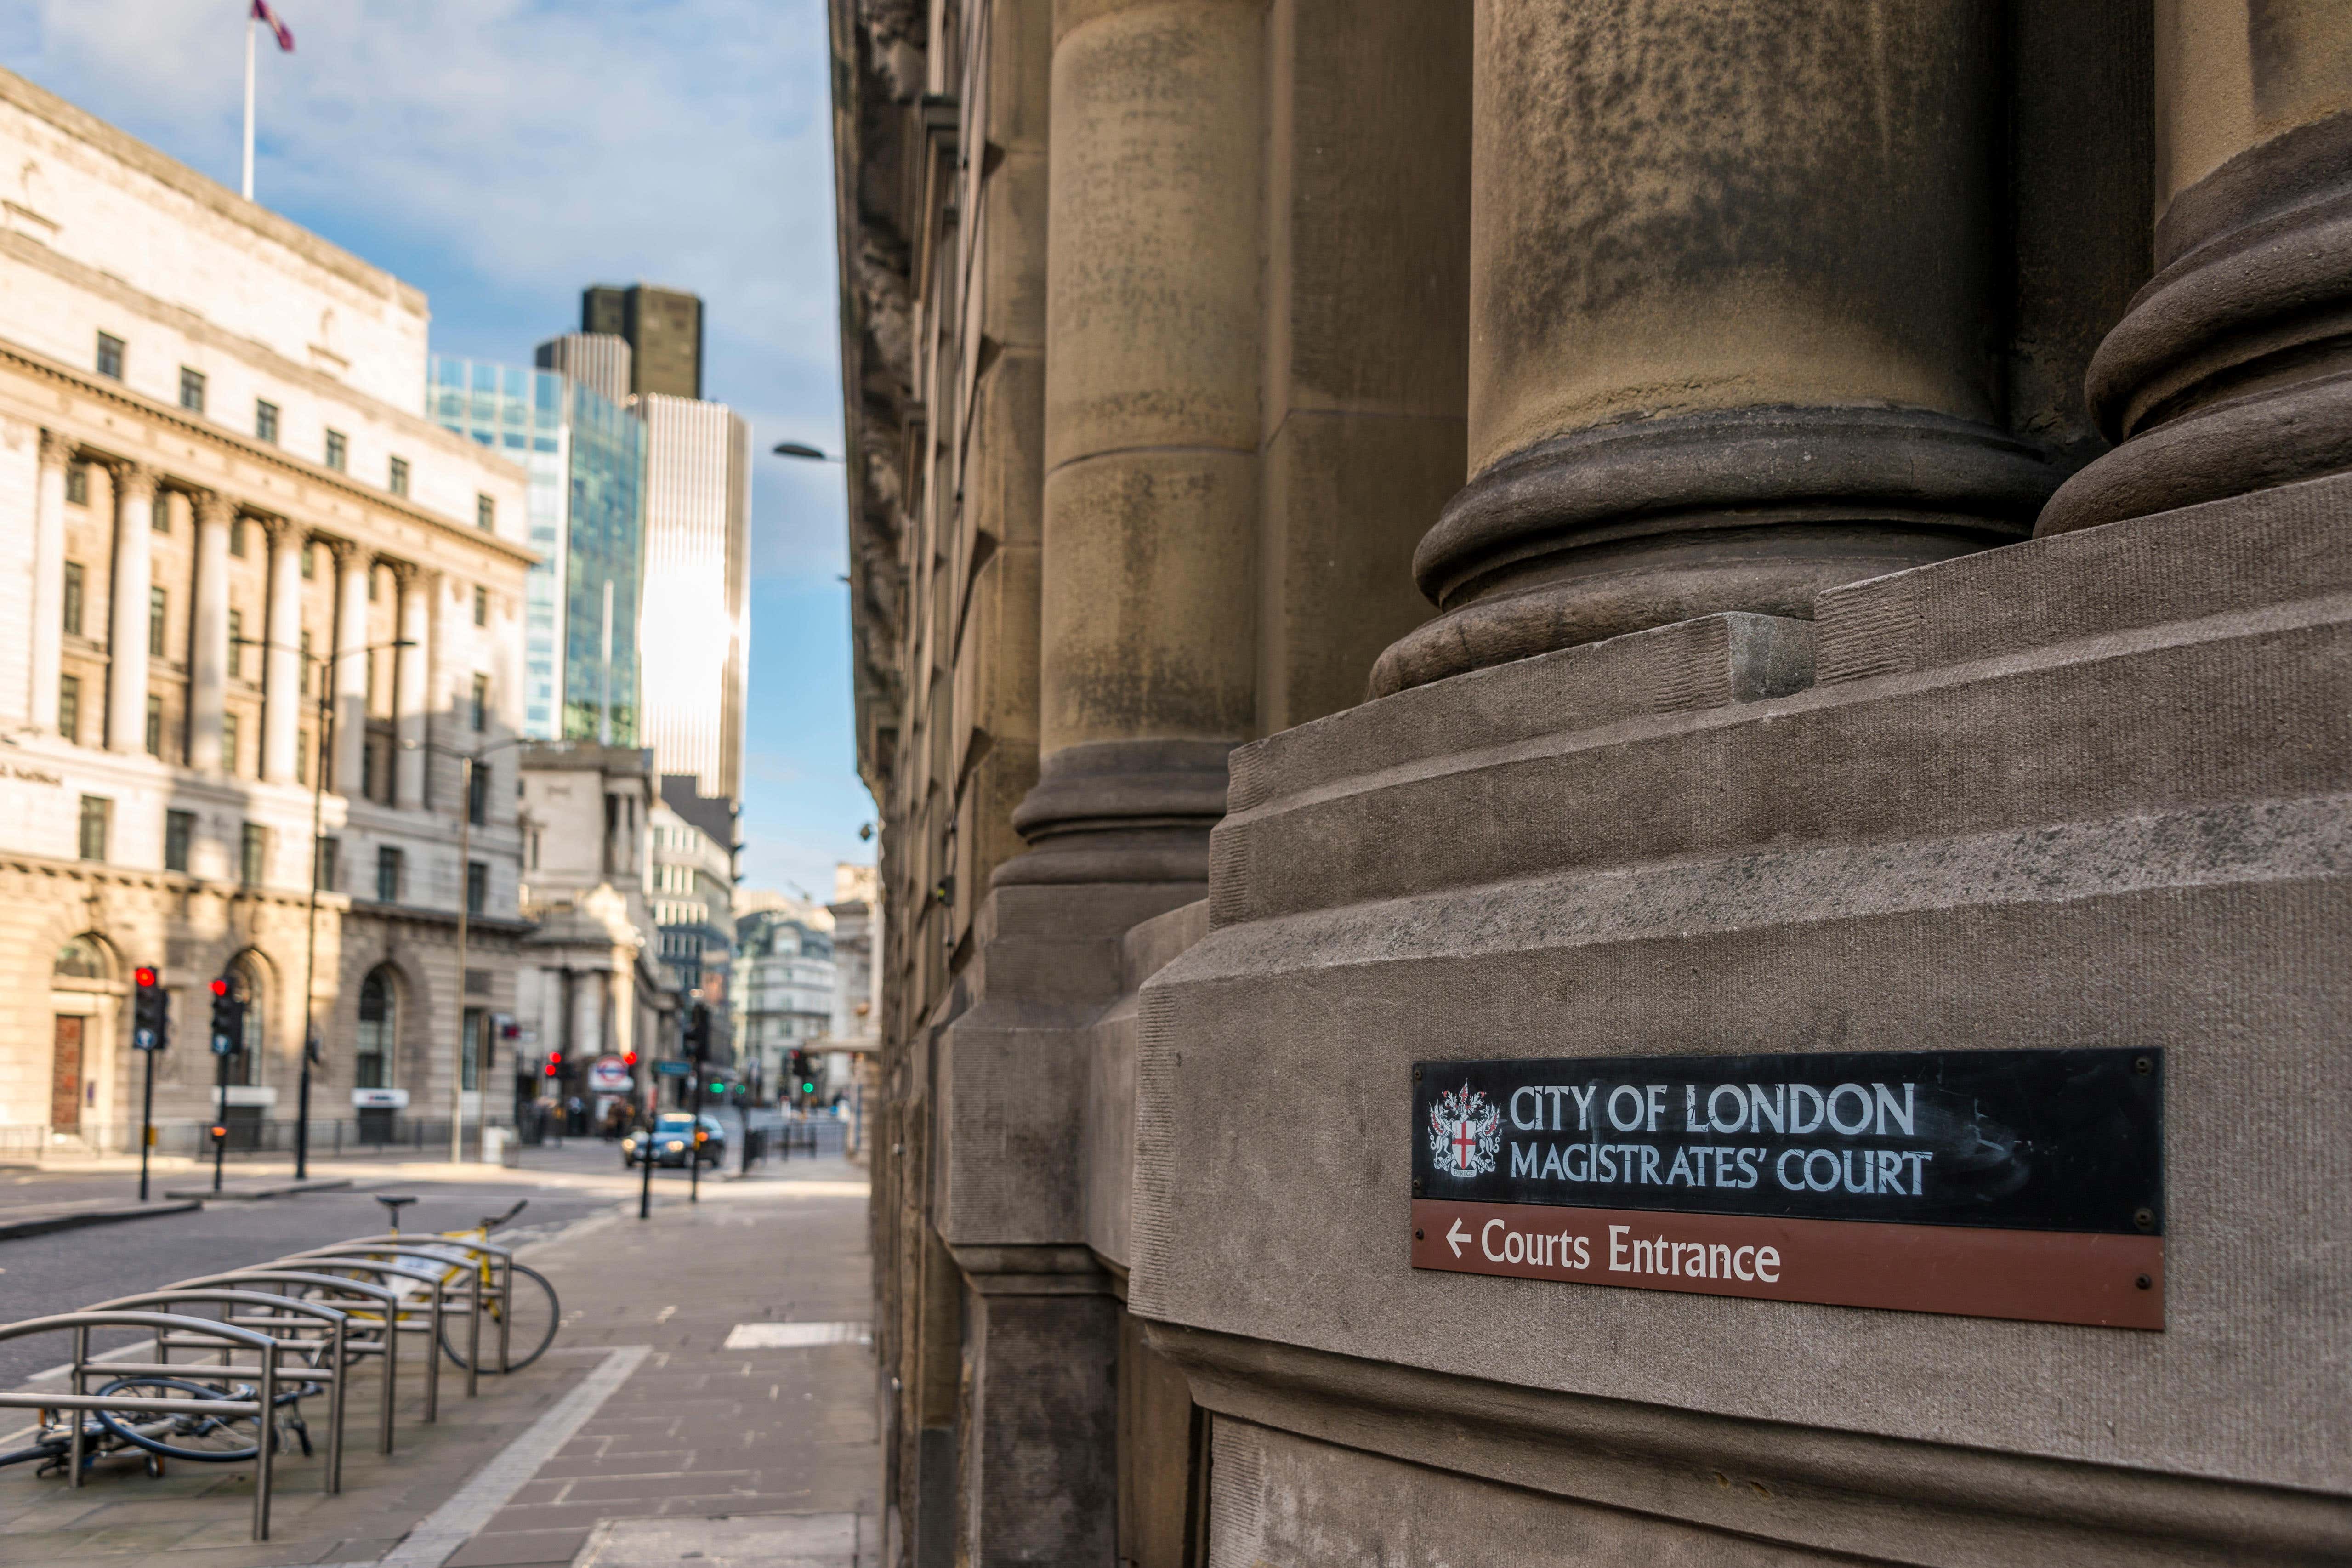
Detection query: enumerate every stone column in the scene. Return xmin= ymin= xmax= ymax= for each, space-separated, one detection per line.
xmin=28 ymin=431 xmax=69 ymax=734
xmin=331 ymin=543 xmax=370 ymax=796
xmin=1007 ymin=0 xmax=1266 ymax=884
xmin=393 ymin=564 xmax=431 ymax=808
xmin=186 ymin=491 xmax=233 ymax=774
xmin=104 ymin=462 xmax=158 ymax=755
xmin=2041 ymin=2 xmax=2352 ymax=534
xmin=260 ymin=521 xmax=304 ymax=784
xmin=1370 ymin=2 xmax=2056 ymax=696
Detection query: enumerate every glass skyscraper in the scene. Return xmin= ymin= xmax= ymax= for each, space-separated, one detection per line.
xmin=427 ymin=357 xmax=646 ymax=743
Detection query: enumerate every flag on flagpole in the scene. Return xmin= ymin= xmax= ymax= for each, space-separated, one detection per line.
xmin=251 ymin=0 xmax=294 ymax=52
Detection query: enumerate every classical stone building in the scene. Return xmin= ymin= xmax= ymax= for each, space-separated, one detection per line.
xmin=0 ymin=68 xmax=534 ymax=1153
xmin=830 ymin=2 xmax=2351 ymax=1564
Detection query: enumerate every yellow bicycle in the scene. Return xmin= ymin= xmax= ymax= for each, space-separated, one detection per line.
xmin=373 ymin=1196 xmax=562 ymax=1372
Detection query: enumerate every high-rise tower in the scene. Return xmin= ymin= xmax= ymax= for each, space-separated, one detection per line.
xmin=581 ymin=284 xmax=704 ymax=400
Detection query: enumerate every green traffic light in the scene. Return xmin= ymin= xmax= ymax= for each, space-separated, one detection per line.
xmin=710 ymin=1080 xmax=725 ymax=1093
xmin=801 ymin=1080 xmax=815 ymax=1093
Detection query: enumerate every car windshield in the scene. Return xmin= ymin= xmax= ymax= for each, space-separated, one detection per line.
xmin=655 ymin=1114 xmax=696 ymax=1129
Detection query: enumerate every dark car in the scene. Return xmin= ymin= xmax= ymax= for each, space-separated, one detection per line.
xmin=622 ymin=1112 xmax=727 ymax=1168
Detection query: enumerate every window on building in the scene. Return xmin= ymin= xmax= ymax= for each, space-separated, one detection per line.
xmin=229 ymin=517 xmax=248 ymax=557
xmin=255 ymin=400 xmax=279 ymax=444
xmin=364 ymin=731 xmax=395 ymax=803
xmin=472 ymin=585 xmax=488 ymax=626
xmin=222 ymin=711 xmax=240 ymax=774
xmin=324 ymin=430 xmax=347 ymax=471
xmin=95 ymin=332 xmax=123 ymax=380
xmin=299 ymin=630 xmax=312 ymax=692
xmin=471 ymin=673 xmax=489 ymax=733
xmin=355 ymin=967 xmax=393 ymax=1089
xmin=239 ymin=823 xmax=265 ymax=886
xmin=62 ymin=562 xmax=82 ymax=636
xmin=179 ymin=367 xmax=205 ymax=412
xmin=77 ymin=795 xmax=108 ymax=861
xmin=65 ymin=464 xmax=87 ymax=506
xmin=148 ymin=586 xmax=167 ymax=656
xmin=144 ymin=694 xmax=163 ymax=757
xmin=295 ymin=729 xmax=310 ymax=785
xmin=466 ymin=860 xmax=487 ymax=916
xmin=164 ymin=809 xmax=193 ymax=873
xmin=227 ymin=609 xmax=244 ymax=677
xmin=152 ymin=495 xmax=169 ymax=533
xmin=387 ymin=456 xmax=409 ymax=496
xmin=57 ymin=674 xmax=79 ymax=744
xmin=301 ymin=540 xmax=315 ymax=579
xmin=376 ymin=845 xmax=403 ymax=903
xmin=316 ymin=835 xmax=339 ymax=892
xmin=476 ymin=494 xmax=494 ymax=531
xmin=468 ymin=761 xmax=489 ymax=826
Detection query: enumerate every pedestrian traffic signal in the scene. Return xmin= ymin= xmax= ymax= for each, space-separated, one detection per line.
xmin=132 ymin=967 xmax=168 ymax=1051
xmin=208 ymin=977 xmax=244 ymax=1056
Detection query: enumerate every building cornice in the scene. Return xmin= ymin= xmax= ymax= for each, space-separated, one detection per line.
xmin=0 ymin=332 xmax=540 ymax=570
xmin=0 ymin=65 xmax=426 ymax=315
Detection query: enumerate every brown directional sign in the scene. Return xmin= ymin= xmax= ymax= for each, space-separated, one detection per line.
xmin=1412 ymin=1049 xmax=2165 ymax=1329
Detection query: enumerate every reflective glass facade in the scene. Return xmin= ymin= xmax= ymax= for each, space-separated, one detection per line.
xmin=428 ymin=357 xmax=646 ymax=743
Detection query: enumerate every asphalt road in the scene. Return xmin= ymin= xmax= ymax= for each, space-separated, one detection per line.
xmin=0 ymin=1169 xmax=618 ymax=1387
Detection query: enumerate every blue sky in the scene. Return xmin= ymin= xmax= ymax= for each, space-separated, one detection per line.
xmin=0 ymin=0 xmax=874 ymax=898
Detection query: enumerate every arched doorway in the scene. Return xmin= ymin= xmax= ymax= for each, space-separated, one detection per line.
xmin=355 ymin=966 xmax=398 ymax=1143
xmin=49 ymin=936 xmax=113 ymax=1135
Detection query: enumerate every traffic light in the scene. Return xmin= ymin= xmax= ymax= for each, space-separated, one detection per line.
xmin=685 ymin=1003 xmax=711 ymax=1062
xmin=622 ymin=1050 xmax=637 ymax=1067
xmin=545 ymin=1050 xmax=563 ymax=1079
xmin=131 ymin=967 xmax=168 ymax=1051
xmin=208 ymin=977 xmax=244 ymax=1056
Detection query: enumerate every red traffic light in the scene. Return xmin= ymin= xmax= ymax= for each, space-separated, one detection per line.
xmin=134 ymin=966 xmax=158 ymax=988
xmin=209 ymin=1124 xmax=227 ymax=1139
xmin=622 ymin=1051 xmax=637 ymax=1066
xmin=210 ymin=978 xmax=229 ymax=997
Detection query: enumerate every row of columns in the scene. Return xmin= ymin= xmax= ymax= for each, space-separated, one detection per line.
xmin=26 ymin=428 xmax=447 ymax=807
xmin=1011 ymin=0 xmax=2352 ymax=850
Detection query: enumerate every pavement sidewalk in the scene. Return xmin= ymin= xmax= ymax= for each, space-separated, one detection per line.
xmin=0 ymin=1157 xmax=877 ymax=1568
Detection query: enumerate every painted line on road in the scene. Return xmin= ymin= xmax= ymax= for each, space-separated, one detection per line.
xmin=342 ymin=1341 xmax=650 ymax=1568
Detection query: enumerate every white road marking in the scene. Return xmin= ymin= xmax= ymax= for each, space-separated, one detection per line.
xmin=722 ymin=1321 xmax=871 ymax=1350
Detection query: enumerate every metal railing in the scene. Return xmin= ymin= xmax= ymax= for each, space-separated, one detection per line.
xmin=0 ymin=1117 xmax=517 ymax=1161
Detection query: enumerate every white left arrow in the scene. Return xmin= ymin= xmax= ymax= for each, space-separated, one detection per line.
xmin=1446 ymin=1219 xmax=1471 ymax=1258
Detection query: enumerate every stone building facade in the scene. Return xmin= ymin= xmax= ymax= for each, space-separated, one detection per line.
xmin=830 ymin=3 xmax=2352 ymax=1564
xmin=0 ymin=68 xmax=534 ymax=1152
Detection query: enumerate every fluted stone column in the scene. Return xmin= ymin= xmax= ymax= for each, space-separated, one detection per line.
xmin=105 ymin=463 xmax=158 ymax=754
xmin=28 ymin=431 xmax=68 ymax=734
xmin=187 ymin=491 xmax=233 ymax=774
xmin=1006 ymin=0 xmax=1266 ymax=883
xmin=2041 ymin=2 xmax=2352 ymax=534
xmin=394 ymin=565 xmax=430 ymax=808
xmin=1371 ymin=1 xmax=2056 ymax=696
xmin=331 ymin=543 xmax=370 ymax=796
xmin=261 ymin=521 xmax=304 ymax=784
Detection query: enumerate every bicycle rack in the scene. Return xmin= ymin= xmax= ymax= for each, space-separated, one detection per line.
xmin=0 ymin=1311 xmax=282 ymax=1540
xmin=164 ymin=1269 xmax=406 ymax=1456
xmin=81 ymin=1290 xmax=351 ymax=1496
xmin=284 ymin=1233 xmax=520 ymax=1374
xmin=266 ymin=1250 xmax=478 ymax=1415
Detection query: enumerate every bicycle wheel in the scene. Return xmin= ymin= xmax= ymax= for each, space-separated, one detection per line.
xmin=440 ymin=1262 xmax=560 ymax=1372
xmin=92 ymin=1377 xmax=266 ymax=1463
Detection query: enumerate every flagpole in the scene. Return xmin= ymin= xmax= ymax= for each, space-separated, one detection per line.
xmin=241 ymin=11 xmax=256 ymax=201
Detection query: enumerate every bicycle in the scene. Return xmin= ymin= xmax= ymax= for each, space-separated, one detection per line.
xmin=372 ymin=1194 xmax=562 ymax=1372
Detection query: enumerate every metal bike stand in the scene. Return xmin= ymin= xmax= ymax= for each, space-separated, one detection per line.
xmin=169 ymin=1269 xmax=403 ymax=1455
xmin=86 ymin=1289 xmax=349 ymax=1495
xmin=0 ymin=1312 xmax=279 ymax=1540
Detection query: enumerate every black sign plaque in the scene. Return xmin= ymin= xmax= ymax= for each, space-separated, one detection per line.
xmin=1409 ymin=1048 xmax=2166 ymax=1329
